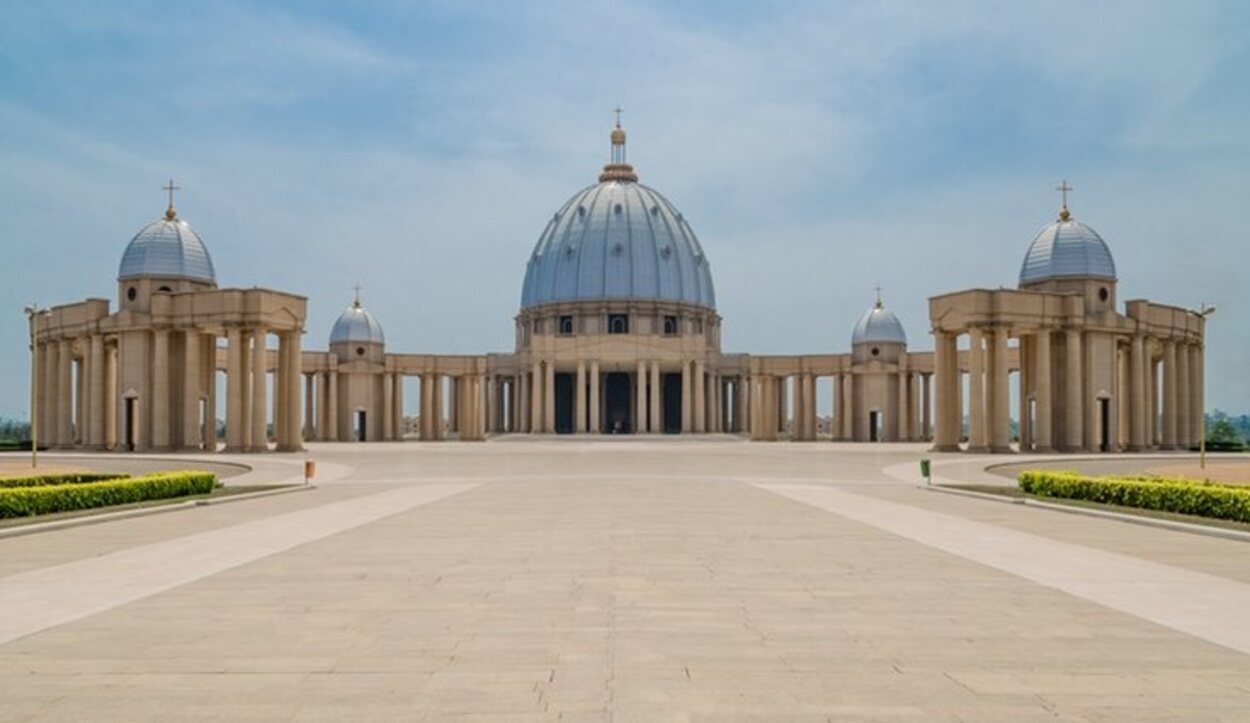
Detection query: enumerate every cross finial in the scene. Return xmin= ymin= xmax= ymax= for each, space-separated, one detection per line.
xmin=1055 ymin=179 xmax=1073 ymax=221
xmin=163 ymin=178 xmax=181 ymax=220
xmin=614 ymin=106 xmax=623 ymax=128
xmin=874 ymin=284 xmax=883 ymax=308
xmin=352 ymin=284 xmax=363 ymax=307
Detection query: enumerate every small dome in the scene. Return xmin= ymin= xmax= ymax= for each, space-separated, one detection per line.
xmin=330 ymin=298 xmax=385 ymax=346
xmin=118 ymin=217 xmax=216 ymax=284
xmin=1019 ymin=217 xmax=1116 ymax=285
xmin=852 ymin=300 xmax=907 ymax=346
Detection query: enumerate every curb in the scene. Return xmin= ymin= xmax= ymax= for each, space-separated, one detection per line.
xmin=920 ymin=483 xmax=1250 ymax=544
xmin=0 ymin=484 xmax=315 ymax=540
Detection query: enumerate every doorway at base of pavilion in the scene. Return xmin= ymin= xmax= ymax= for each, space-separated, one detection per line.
xmin=869 ymin=410 xmax=883 ymax=442
xmin=662 ymin=373 xmax=682 ymax=433
xmin=604 ymin=372 xmax=632 ymax=434
xmin=554 ymin=373 xmax=574 ymax=434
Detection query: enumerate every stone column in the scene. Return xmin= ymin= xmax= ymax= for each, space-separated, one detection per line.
xmin=397 ymin=373 xmax=406 ymax=439
xmin=284 ymin=332 xmax=302 ymax=450
xmin=636 ymin=361 xmax=647 ymax=434
xmin=932 ymin=331 xmax=957 ymax=451
xmin=433 ymin=373 xmax=445 ymax=440
xmin=1149 ymin=356 xmax=1159 ymax=446
xmin=75 ymin=354 xmax=85 ymax=445
xmin=419 ymin=373 xmax=433 ymax=440
xmin=1065 ymin=330 xmax=1084 ymax=451
xmin=483 ymin=375 xmax=494 ymax=435
xmin=315 ymin=371 xmax=328 ymax=441
xmin=1162 ymin=340 xmax=1178 ymax=449
xmin=88 ymin=334 xmax=105 ymax=448
xmin=840 ymin=373 xmax=853 ymax=441
xmin=225 ymin=329 xmax=245 ymax=451
xmin=681 ymin=362 xmax=692 ymax=433
xmin=990 ymin=328 xmax=1011 ymax=452
xmin=519 ymin=371 xmax=530 ymax=433
xmin=589 ymin=361 xmax=601 ymax=433
xmin=1017 ymin=337 xmax=1030 ymax=451
xmin=921 ymin=373 xmax=932 ymax=441
xmin=205 ymin=336 xmax=218 ymax=451
xmin=183 ymin=331 xmax=202 ymax=450
xmin=650 ymin=362 xmax=662 ymax=433
xmin=1129 ymin=334 xmax=1147 ymax=450
xmin=151 ymin=331 xmax=169 ymax=450
xmin=41 ymin=341 xmax=56 ymax=446
xmin=896 ymin=372 xmax=908 ymax=442
xmin=908 ymin=373 xmax=920 ymax=442
xmin=1189 ymin=345 xmax=1203 ymax=447
xmin=544 ymin=361 xmax=555 ymax=434
xmin=382 ymin=371 xmax=394 ymax=441
xmin=304 ymin=373 xmax=315 ymax=442
xmin=105 ymin=345 xmax=118 ymax=449
xmin=967 ymin=329 xmax=986 ymax=452
xmin=52 ymin=340 xmax=71 ymax=447
xmin=694 ymin=361 xmax=706 ymax=433
xmin=250 ymin=329 xmax=268 ymax=451
xmin=575 ymin=362 xmax=587 ymax=434
xmin=1035 ymin=331 xmax=1053 ymax=452
xmin=530 ymin=363 xmax=542 ymax=433
xmin=1177 ymin=343 xmax=1191 ymax=449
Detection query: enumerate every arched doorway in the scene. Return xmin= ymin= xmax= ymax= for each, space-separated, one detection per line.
xmin=603 ymin=372 xmax=632 ymax=433
xmin=662 ymin=373 xmax=682 ymax=433
xmin=554 ymin=373 xmax=574 ymax=434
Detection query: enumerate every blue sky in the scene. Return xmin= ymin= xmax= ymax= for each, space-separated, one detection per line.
xmin=2 ymin=0 xmax=1247 ymax=419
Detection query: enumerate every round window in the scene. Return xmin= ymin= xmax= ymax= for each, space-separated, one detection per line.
xmin=1098 ymin=287 xmax=1109 ymax=302
xmin=871 ymin=347 xmax=880 ymax=357
xmin=126 ymin=287 xmax=137 ymax=301
xmin=356 ymin=346 xmax=365 ymax=356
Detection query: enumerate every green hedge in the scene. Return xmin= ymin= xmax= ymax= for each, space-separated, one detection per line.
xmin=0 ymin=471 xmax=218 ymax=519
xmin=1018 ymin=470 xmax=1250 ymax=523
xmin=0 ymin=472 xmax=129 ymax=489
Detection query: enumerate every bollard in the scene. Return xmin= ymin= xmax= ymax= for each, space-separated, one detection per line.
xmin=304 ymin=460 xmax=316 ymax=486
xmin=919 ymin=458 xmax=931 ymax=485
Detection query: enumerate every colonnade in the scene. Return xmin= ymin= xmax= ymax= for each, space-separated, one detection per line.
xmin=32 ymin=325 xmax=302 ymax=453
xmin=748 ymin=371 xmax=933 ymax=442
xmin=932 ymin=326 xmax=1205 ymax=453
xmin=498 ymin=360 xmax=742 ymax=435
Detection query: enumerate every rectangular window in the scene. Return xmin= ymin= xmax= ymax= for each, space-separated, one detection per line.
xmin=608 ymin=314 xmax=629 ymax=334
xmin=559 ymin=315 xmax=574 ymax=336
xmin=663 ymin=315 xmax=679 ymax=336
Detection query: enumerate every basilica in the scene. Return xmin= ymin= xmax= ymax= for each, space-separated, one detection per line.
xmin=28 ymin=121 xmax=1208 ymax=453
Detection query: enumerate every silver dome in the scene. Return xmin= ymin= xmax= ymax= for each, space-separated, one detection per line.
xmin=1019 ymin=217 xmax=1116 ymax=285
xmin=329 ymin=299 xmax=385 ymax=346
xmin=118 ymin=216 xmax=216 ymax=284
xmin=520 ymin=125 xmax=716 ymax=310
xmin=852 ymin=301 xmax=907 ymax=346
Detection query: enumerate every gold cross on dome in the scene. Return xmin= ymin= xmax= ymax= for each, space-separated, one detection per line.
xmin=614 ymin=106 xmax=623 ymax=128
xmin=1056 ymin=180 xmax=1073 ymax=207
xmin=1055 ymin=180 xmax=1074 ymax=220
xmin=353 ymin=284 xmax=363 ymax=305
xmin=163 ymin=178 xmax=181 ymax=219
xmin=874 ymin=284 xmax=883 ymax=308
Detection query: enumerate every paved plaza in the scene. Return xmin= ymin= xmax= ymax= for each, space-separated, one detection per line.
xmin=1 ymin=440 xmax=1249 ymax=722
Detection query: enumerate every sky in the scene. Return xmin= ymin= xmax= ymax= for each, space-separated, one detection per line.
xmin=1 ymin=0 xmax=1247 ymax=420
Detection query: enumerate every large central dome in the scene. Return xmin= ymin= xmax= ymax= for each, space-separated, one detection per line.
xmin=519 ymin=123 xmax=716 ymax=310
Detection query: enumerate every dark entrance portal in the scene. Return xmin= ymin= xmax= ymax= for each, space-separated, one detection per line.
xmin=869 ymin=411 xmax=882 ymax=442
xmin=554 ymin=373 xmax=574 ymax=434
xmin=662 ymin=373 xmax=682 ymax=433
xmin=604 ymin=372 xmax=632 ymax=433
xmin=1099 ymin=398 xmax=1111 ymax=452
xmin=355 ymin=410 xmax=367 ymax=441
xmin=124 ymin=397 xmax=136 ymax=451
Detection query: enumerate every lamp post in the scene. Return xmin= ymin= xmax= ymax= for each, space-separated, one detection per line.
xmin=23 ymin=305 xmax=43 ymax=469
xmin=1199 ymin=304 xmax=1216 ymax=470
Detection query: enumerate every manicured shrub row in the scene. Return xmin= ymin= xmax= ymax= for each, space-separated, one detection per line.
xmin=0 ymin=471 xmax=218 ymax=518
xmin=1018 ymin=470 xmax=1250 ymax=523
xmin=0 ymin=472 xmax=129 ymax=489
